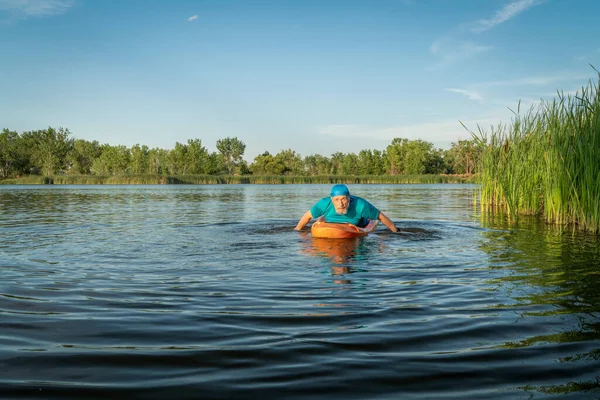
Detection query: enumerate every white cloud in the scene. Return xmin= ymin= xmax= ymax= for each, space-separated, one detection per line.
xmin=319 ymin=116 xmax=506 ymax=148
xmin=471 ymin=0 xmax=545 ymax=34
xmin=0 ymin=0 xmax=75 ymax=18
xmin=445 ymin=88 xmax=484 ymax=102
xmin=187 ymin=14 xmax=198 ymax=22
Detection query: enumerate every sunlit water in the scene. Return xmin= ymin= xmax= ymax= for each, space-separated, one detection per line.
xmin=1 ymin=184 xmax=599 ymax=399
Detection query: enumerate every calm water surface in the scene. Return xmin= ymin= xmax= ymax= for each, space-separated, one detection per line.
xmin=1 ymin=184 xmax=599 ymax=399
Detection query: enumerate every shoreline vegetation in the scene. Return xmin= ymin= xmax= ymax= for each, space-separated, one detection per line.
xmin=0 ymin=174 xmax=476 ymax=185
xmin=2 ymin=69 xmax=598 ymax=231
xmin=470 ymin=69 xmax=600 ymax=233
xmin=1 ymin=132 xmax=482 ymax=185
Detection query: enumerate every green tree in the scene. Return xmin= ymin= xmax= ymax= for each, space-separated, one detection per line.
xmin=372 ymin=149 xmax=386 ymax=175
xmin=403 ymin=139 xmax=435 ymax=174
xmin=66 ymin=139 xmax=102 ymax=175
xmin=303 ymin=154 xmax=332 ymax=175
xmin=238 ymin=160 xmax=250 ymax=175
xmin=148 ymin=147 xmax=170 ymax=174
xmin=330 ymin=152 xmax=345 ymax=175
xmin=341 ymin=153 xmax=359 ymax=175
xmin=425 ymin=147 xmax=445 ymax=174
xmin=445 ymin=139 xmax=481 ymax=174
xmin=0 ymin=129 xmax=23 ymax=177
xmin=386 ymin=138 xmax=442 ymax=175
xmin=386 ymin=138 xmax=409 ymax=175
xmin=357 ymin=149 xmax=386 ymax=175
xmin=274 ymin=149 xmax=303 ymax=175
xmin=185 ymin=139 xmax=210 ymax=174
xmin=170 ymin=142 xmax=188 ymax=175
xmin=14 ymin=131 xmax=38 ymax=174
xmin=23 ymin=127 xmax=73 ymax=175
xmin=130 ymin=144 xmax=150 ymax=174
xmin=91 ymin=144 xmax=131 ymax=175
xmin=216 ymin=137 xmax=246 ymax=175
xmin=206 ymin=152 xmax=225 ymax=175
xmin=250 ymin=152 xmax=286 ymax=175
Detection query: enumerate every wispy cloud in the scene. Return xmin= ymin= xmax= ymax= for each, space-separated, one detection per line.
xmin=187 ymin=14 xmax=198 ymax=22
xmin=537 ymin=89 xmax=580 ymax=99
xmin=0 ymin=0 xmax=75 ymax=18
xmin=480 ymin=72 xmax=593 ymax=88
xmin=471 ymin=0 xmax=545 ymax=34
xmin=445 ymin=88 xmax=484 ymax=102
xmin=449 ymin=71 xmax=594 ymax=110
xmin=429 ymin=1 xmax=545 ymax=69
xmin=429 ymin=39 xmax=492 ymax=69
xmin=575 ymin=47 xmax=600 ymax=62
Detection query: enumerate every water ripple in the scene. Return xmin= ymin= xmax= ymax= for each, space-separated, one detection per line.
xmin=1 ymin=185 xmax=599 ymax=399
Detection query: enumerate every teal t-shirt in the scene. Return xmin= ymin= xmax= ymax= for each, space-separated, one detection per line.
xmin=310 ymin=195 xmax=380 ymax=227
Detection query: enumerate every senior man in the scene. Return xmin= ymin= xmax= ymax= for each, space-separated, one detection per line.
xmin=294 ymin=184 xmax=397 ymax=232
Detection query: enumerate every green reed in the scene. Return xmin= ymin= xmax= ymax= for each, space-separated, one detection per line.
xmin=474 ymin=71 xmax=600 ymax=232
xmin=0 ymin=175 xmax=54 ymax=184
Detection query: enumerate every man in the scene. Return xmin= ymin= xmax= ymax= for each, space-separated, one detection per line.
xmin=294 ymin=184 xmax=398 ymax=232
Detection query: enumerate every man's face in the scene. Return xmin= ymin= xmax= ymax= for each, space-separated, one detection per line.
xmin=331 ymin=195 xmax=350 ymax=215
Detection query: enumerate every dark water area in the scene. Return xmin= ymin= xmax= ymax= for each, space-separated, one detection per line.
xmin=1 ymin=184 xmax=599 ymax=399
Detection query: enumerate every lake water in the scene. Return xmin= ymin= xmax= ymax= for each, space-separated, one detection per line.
xmin=1 ymin=184 xmax=599 ymax=399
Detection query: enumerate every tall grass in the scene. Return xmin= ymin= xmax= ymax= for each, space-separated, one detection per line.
xmin=0 ymin=176 xmax=55 ymax=184
xmin=473 ymin=70 xmax=600 ymax=232
xmin=1 ymin=174 xmax=475 ymax=185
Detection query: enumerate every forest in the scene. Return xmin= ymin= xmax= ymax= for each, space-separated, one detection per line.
xmin=0 ymin=128 xmax=481 ymax=179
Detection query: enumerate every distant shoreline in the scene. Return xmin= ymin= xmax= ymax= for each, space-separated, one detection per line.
xmin=0 ymin=174 xmax=477 ymax=185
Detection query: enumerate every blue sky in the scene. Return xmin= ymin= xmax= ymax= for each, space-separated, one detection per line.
xmin=1 ymin=0 xmax=599 ymax=161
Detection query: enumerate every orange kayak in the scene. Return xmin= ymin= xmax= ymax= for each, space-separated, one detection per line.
xmin=310 ymin=217 xmax=378 ymax=239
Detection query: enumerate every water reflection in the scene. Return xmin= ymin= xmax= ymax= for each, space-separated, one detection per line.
xmin=481 ymin=214 xmax=600 ymax=396
xmin=299 ymin=235 xmax=380 ymax=284
xmin=481 ymin=215 xmax=600 ymax=315
xmin=305 ymin=237 xmax=360 ymax=263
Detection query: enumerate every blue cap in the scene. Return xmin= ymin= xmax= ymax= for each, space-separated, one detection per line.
xmin=330 ymin=184 xmax=350 ymax=197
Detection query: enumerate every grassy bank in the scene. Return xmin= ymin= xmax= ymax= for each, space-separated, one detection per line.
xmin=473 ymin=71 xmax=600 ymax=232
xmin=0 ymin=174 xmax=477 ymax=185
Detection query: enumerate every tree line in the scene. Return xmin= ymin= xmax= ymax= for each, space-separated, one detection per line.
xmin=0 ymin=127 xmax=482 ymax=178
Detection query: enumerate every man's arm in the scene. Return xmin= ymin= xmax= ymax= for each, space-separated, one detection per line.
xmin=378 ymin=212 xmax=397 ymax=232
xmin=294 ymin=210 xmax=313 ymax=231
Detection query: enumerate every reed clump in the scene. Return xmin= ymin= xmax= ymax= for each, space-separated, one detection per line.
xmin=0 ymin=176 xmax=54 ymax=184
xmin=473 ymin=70 xmax=600 ymax=232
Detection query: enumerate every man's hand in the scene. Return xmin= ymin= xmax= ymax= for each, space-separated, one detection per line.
xmin=378 ymin=212 xmax=397 ymax=232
